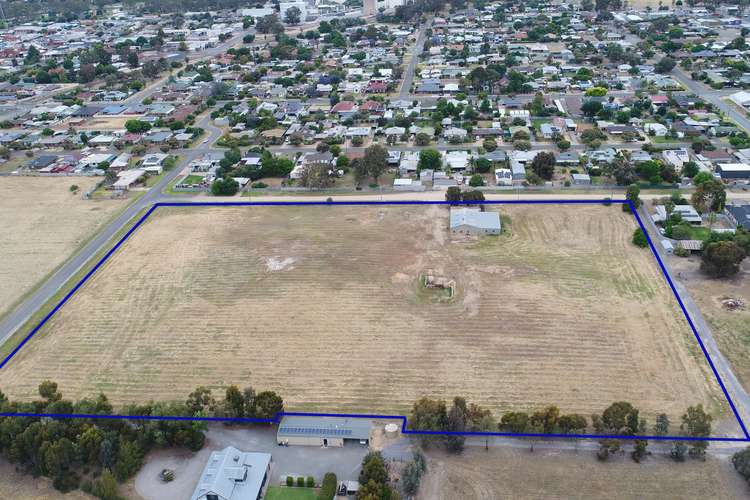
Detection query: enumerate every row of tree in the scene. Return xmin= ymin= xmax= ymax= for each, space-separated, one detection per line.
xmin=408 ymin=396 xmax=713 ymax=462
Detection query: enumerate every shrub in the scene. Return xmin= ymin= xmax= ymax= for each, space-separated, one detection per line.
xmin=286 ymin=476 xmax=294 ymax=487
xmin=297 ymin=476 xmax=305 ymax=487
xmin=318 ymin=472 xmax=337 ymax=500
xmin=670 ymin=224 xmax=692 ymax=240
xmin=632 ymin=228 xmax=648 ymax=248
xmin=306 ymin=476 xmax=315 ymax=487
xmin=603 ymin=197 xmax=612 ymax=206
xmin=251 ymin=182 xmax=268 ymax=189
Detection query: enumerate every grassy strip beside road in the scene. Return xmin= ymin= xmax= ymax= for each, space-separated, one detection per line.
xmin=0 ymin=206 xmax=151 ymax=361
xmin=0 ymin=189 xmax=145 ymax=329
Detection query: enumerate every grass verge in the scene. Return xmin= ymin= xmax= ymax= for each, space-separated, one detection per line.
xmin=0 ymin=205 xmax=151 ymax=361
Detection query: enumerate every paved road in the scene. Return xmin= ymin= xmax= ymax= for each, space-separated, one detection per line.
xmin=398 ymin=21 xmax=429 ymax=99
xmin=639 ymin=205 xmax=750 ymax=438
xmin=0 ymin=112 xmax=224 ymax=353
xmin=672 ymin=66 xmax=750 ymax=134
xmin=269 ymin=141 xmax=684 ymax=155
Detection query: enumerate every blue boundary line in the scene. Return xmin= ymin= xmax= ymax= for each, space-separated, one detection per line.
xmin=0 ymin=198 xmax=747 ymax=443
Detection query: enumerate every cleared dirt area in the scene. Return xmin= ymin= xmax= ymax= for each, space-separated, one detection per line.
xmin=0 ymin=176 xmax=126 ymax=318
xmin=672 ymin=256 xmax=750 ymax=388
xmin=417 ymin=446 xmax=748 ymax=500
xmin=0 ymin=204 xmax=730 ymax=426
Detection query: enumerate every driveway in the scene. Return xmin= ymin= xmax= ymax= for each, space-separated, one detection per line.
xmin=134 ymin=425 xmax=370 ymax=500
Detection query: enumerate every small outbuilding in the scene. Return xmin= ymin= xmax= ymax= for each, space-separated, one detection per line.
xmin=450 ymin=208 xmax=501 ymax=235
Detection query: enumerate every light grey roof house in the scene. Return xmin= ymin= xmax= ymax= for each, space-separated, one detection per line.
xmin=190 ymin=446 xmax=271 ymax=500
xmin=450 ymin=208 xmax=501 ymax=235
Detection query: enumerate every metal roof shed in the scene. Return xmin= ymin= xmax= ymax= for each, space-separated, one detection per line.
xmin=277 ymin=416 xmax=373 ymax=447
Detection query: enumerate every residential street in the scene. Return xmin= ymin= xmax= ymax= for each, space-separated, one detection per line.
xmin=0 ymin=111 xmax=224 ymax=354
xmin=671 ymin=66 xmax=750 ymax=134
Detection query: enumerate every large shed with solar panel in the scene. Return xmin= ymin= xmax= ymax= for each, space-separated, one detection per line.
xmin=276 ymin=416 xmax=374 ymax=447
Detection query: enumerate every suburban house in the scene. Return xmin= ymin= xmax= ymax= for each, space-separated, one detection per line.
xmin=717 ymin=163 xmax=750 ymax=180
xmin=726 ymin=203 xmax=750 ymax=230
xmin=276 ymin=416 xmax=373 ymax=447
xmin=113 ymin=169 xmax=145 ymax=191
xmin=449 ymin=208 xmax=502 ymax=235
xmin=190 ymin=446 xmax=271 ymax=500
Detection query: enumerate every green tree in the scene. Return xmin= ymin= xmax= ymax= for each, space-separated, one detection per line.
xmin=124 ymin=119 xmax=151 ymax=134
xmin=655 ymin=57 xmax=676 ymax=73
xmin=469 ymin=174 xmax=484 ymax=187
xmin=691 ymin=179 xmax=726 ymax=213
xmin=254 ymin=391 xmax=283 ymax=420
xmin=482 ymin=137 xmax=497 ymax=151
xmin=445 ymin=186 xmax=462 ymax=204
xmin=283 ymin=6 xmax=301 ymax=24
xmin=681 ymin=404 xmax=712 ymax=459
xmin=92 ymin=469 xmax=120 ymax=500
xmin=732 ymin=447 xmax=750 ymax=483
xmin=114 ymin=440 xmax=143 ymax=482
xmin=362 ymin=144 xmax=388 ymax=181
xmin=224 ymin=385 xmax=244 ymax=418
xmin=625 ymin=184 xmax=641 ymax=212
xmin=25 ymin=45 xmax=41 ymax=65
xmin=186 ymin=386 xmax=214 ymax=414
xmin=558 ymin=414 xmax=587 ymax=434
xmin=632 ymin=228 xmax=648 ymax=248
xmin=211 ymin=177 xmax=239 ymax=196
xmin=318 ymin=472 xmax=337 ymax=500
xmin=444 ymin=397 xmax=467 ymax=454
xmin=530 ymin=405 xmax=560 ymax=434
xmin=359 ymin=451 xmax=388 ymax=486
xmin=418 ymin=149 xmax=442 ymax=171
xmin=500 ymin=412 xmax=529 ymax=433
xmin=531 ymin=151 xmax=556 ymax=180
xmin=39 ymin=380 xmax=62 ymax=402
xmin=701 ymin=241 xmax=746 ymax=278
xmin=415 ymin=133 xmax=431 ymax=146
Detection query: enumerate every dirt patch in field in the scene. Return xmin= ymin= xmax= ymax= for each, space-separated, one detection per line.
xmin=0 ymin=176 xmax=126 ymax=317
xmin=0 ymin=205 xmax=730 ymax=429
xmin=417 ymin=446 xmax=748 ymax=500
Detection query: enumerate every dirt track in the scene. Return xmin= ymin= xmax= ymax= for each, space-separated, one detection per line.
xmin=0 ymin=204 xmax=730 ymax=428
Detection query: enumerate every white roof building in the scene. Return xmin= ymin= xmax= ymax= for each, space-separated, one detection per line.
xmin=190 ymin=446 xmax=271 ymax=500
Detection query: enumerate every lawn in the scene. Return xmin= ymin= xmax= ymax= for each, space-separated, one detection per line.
xmin=265 ymin=486 xmax=317 ymax=500
xmin=182 ymin=174 xmax=205 ymax=185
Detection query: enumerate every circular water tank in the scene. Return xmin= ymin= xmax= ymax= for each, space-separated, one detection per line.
xmin=384 ymin=423 xmax=399 ymax=438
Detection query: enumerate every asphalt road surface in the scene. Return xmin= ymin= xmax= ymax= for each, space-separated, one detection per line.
xmin=0 ymin=112 xmax=224 ymax=352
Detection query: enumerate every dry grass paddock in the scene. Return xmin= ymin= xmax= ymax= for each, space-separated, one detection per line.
xmin=417 ymin=446 xmax=748 ymax=500
xmin=671 ymin=256 xmax=750 ymax=393
xmin=0 ymin=204 xmax=732 ymax=427
xmin=0 ymin=176 xmax=125 ymax=318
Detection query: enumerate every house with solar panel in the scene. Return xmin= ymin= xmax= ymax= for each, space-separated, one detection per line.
xmin=276 ymin=416 xmax=373 ymax=447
